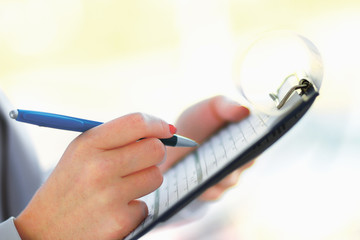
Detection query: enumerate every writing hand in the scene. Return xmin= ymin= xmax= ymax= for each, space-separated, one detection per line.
xmin=15 ymin=113 xmax=175 ymax=240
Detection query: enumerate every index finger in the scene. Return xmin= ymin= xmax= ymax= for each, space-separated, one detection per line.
xmin=83 ymin=112 xmax=174 ymax=150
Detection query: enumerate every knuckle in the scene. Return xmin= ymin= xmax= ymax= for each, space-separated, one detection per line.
xmin=111 ymin=218 xmax=131 ymax=239
xmin=132 ymin=200 xmax=148 ymax=219
xmin=147 ymin=139 xmax=166 ymax=161
xmin=160 ymin=119 xmax=169 ymax=134
xmin=128 ymin=112 xmax=149 ymax=130
xmin=86 ymin=160 xmax=108 ymax=185
xmin=111 ymin=201 xmax=148 ymax=239
xmin=119 ymin=218 xmax=132 ymax=233
xmin=127 ymin=112 xmax=168 ymax=135
xmin=147 ymin=166 xmax=164 ymax=189
xmin=67 ymin=137 xmax=89 ymax=157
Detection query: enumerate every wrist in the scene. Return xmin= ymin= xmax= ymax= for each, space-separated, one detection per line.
xmin=13 ymin=189 xmax=53 ymax=240
xmin=14 ymin=211 xmax=38 ymax=240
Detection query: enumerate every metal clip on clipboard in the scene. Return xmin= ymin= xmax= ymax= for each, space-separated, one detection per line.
xmin=269 ymin=73 xmax=314 ymax=109
xmin=237 ymin=31 xmax=323 ymax=116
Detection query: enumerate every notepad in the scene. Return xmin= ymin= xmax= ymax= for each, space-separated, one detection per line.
xmin=125 ymin=85 xmax=318 ymax=240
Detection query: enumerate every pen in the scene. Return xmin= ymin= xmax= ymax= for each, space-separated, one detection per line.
xmin=9 ymin=109 xmax=198 ymax=147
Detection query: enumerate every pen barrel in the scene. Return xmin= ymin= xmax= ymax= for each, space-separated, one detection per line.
xmin=16 ymin=109 xmax=103 ymax=132
xmin=159 ymin=135 xmax=178 ymax=146
xmin=13 ymin=109 xmax=197 ymax=147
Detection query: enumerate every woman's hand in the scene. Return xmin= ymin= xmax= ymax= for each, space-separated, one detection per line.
xmin=15 ymin=113 xmax=175 ymax=240
xmin=161 ymin=96 xmax=253 ymax=201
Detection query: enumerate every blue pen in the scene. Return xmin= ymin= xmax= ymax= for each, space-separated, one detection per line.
xmin=9 ymin=109 xmax=198 ymax=147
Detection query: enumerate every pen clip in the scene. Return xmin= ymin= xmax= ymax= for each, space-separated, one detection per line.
xmin=269 ymin=74 xmax=313 ymax=109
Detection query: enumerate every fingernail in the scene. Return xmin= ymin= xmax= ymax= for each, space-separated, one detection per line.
xmin=169 ymin=124 xmax=177 ymax=134
xmin=240 ymin=105 xmax=250 ymax=113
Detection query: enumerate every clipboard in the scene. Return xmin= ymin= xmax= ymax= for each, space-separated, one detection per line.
xmin=125 ymin=33 xmax=322 ymax=240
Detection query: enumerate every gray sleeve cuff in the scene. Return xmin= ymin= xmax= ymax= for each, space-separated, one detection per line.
xmin=0 ymin=217 xmax=22 ymax=240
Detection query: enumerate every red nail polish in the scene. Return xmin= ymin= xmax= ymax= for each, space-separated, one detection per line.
xmin=169 ymin=124 xmax=177 ymax=134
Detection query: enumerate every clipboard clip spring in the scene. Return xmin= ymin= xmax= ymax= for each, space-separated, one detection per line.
xmin=270 ymin=78 xmax=312 ymax=109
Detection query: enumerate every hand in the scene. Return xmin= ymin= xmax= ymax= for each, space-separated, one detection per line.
xmin=160 ymin=95 xmax=253 ymax=201
xmin=14 ymin=113 xmax=175 ymax=240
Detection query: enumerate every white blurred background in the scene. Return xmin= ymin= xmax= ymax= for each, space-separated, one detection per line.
xmin=1 ymin=0 xmax=360 ymax=239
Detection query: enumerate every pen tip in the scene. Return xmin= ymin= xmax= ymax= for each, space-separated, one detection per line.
xmin=9 ymin=110 xmax=18 ymax=119
xmin=190 ymin=140 xmax=199 ymax=147
xmin=176 ymin=135 xmax=198 ymax=147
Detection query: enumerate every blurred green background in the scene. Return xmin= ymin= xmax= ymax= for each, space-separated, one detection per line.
xmin=1 ymin=0 xmax=360 ymax=239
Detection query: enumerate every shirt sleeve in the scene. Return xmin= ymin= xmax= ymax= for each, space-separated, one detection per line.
xmin=0 ymin=217 xmax=22 ymax=240
xmin=0 ymin=89 xmax=43 ymax=219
